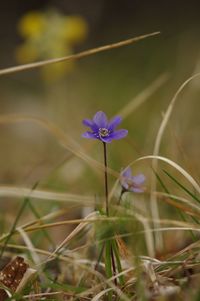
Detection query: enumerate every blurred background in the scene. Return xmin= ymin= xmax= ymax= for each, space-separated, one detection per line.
xmin=0 ymin=0 xmax=199 ymax=241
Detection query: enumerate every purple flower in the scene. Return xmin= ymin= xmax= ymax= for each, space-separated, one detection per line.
xmin=82 ymin=111 xmax=128 ymax=143
xmin=120 ymin=167 xmax=145 ymax=193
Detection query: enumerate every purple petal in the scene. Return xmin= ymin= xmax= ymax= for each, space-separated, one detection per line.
xmin=82 ymin=119 xmax=93 ymax=127
xmin=121 ymin=167 xmax=132 ymax=178
xmin=82 ymin=119 xmax=98 ymax=131
xmin=130 ymin=187 xmax=144 ymax=193
xmin=109 ymin=129 xmax=128 ymax=140
xmin=93 ymin=111 xmax=108 ymax=128
xmin=82 ymin=131 xmax=98 ymax=140
xmin=121 ymin=181 xmax=129 ymax=190
xmin=108 ymin=116 xmax=122 ymax=130
xmin=132 ymin=174 xmax=146 ymax=185
xmin=120 ymin=167 xmax=132 ymax=189
xmin=99 ymin=136 xmax=113 ymax=143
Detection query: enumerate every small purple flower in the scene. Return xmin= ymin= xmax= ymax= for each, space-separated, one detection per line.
xmin=82 ymin=111 xmax=128 ymax=143
xmin=120 ymin=167 xmax=145 ymax=193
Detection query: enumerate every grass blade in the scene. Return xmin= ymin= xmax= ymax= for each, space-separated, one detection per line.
xmin=105 ymin=240 xmax=113 ymax=301
xmin=163 ymin=169 xmax=200 ymax=203
xmin=0 ymin=32 xmax=160 ymax=76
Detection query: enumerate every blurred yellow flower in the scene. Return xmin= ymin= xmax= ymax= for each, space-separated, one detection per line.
xmin=15 ymin=9 xmax=88 ymax=81
xmin=18 ymin=11 xmax=46 ymax=38
xmin=62 ymin=16 xmax=88 ymax=43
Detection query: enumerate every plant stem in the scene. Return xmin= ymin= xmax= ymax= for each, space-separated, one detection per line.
xmin=103 ymin=142 xmax=109 ymax=216
xmin=102 ymin=142 xmax=117 ymax=286
xmin=118 ymin=189 xmax=124 ymax=205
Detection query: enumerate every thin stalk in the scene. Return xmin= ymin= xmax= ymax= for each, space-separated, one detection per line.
xmin=103 ymin=142 xmax=109 ymax=216
xmin=118 ymin=189 xmax=125 ymax=205
xmin=102 ymin=142 xmax=117 ymax=286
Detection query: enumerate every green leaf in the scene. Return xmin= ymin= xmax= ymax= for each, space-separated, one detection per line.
xmin=153 ymin=169 xmax=197 ymax=241
xmin=112 ymin=239 xmax=125 ymax=286
xmin=163 ymin=169 xmax=200 ymax=203
xmin=105 ymin=240 xmax=113 ymax=301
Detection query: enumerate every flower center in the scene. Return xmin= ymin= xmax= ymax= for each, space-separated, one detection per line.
xmin=99 ymin=128 xmax=109 ymax=137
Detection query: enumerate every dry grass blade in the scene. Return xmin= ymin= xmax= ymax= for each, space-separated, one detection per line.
xmin=47 ymin=211 xmax=99 ymax=260
xmin=136 ymin=155 xmax=200 ymax=193
xmin=156 ymin=192 xmax=200 ymax=212
xmin=23 ymin=292 xmax=75 ymax=299
xmin=17 ymin=227 xmax=41 ymax=266
xmin=0 ymin=32 xmax=160 ymax=76
xmin=0 ymin=216 xmax=121 ymax=245
xmin=142 ymin=227 xmax=200 ymax=234
xmin=91 ymin=288 xmax=113 ymax=301
xmin=152 ymin=71 xmax=200 ymax=164
xmin=156 ymin=193 xmax=200 ymax=218
xmin=150 ymin=72 xmax=200 ymax=252
xmin=0 ymin=208 xmax=67 ymax=243
xmin=24 ymin=218 xmax=100 ymax=232
xmin=0 ymin=209 xmax=68 ymax=242
xmin=0 ymin=185 xmax=94 ymax=205
xmin=121 ymin=205 xmax=200 ymax=228
xmin=163 ymin=199 xmax=200 ymax=218
xmin=79 ymin=270 xmax=133 ymax=301
xmin=152 ymin=218 xmax=200 ymax=229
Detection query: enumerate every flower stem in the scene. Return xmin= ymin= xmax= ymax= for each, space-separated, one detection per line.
xmin=103 ymin=142 xmax=109 ymax=216
xmin=118 ymin=189 xmax=125 ymax=205
xmin=102 ymin=142 xmax=117 ymax=286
